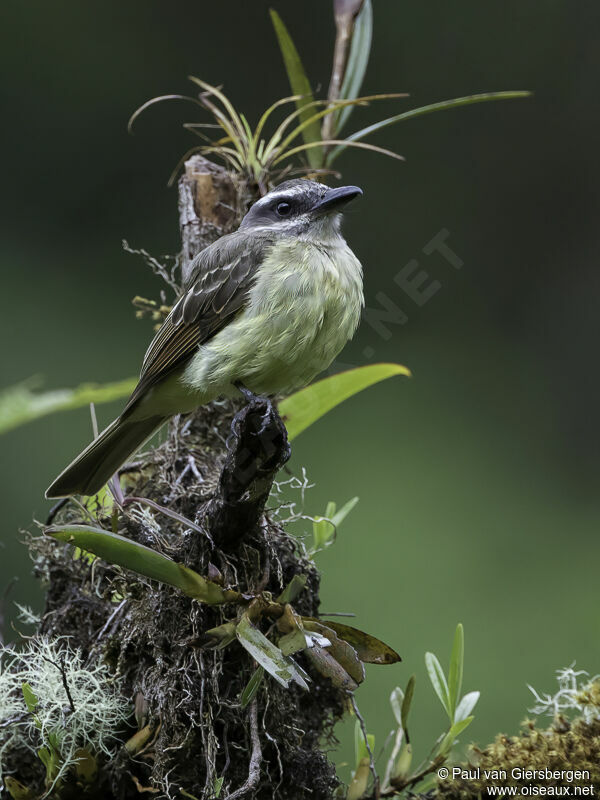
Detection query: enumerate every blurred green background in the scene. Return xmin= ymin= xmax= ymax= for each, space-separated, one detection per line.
xmin=1 ymin=0 xmax=599 ymax=780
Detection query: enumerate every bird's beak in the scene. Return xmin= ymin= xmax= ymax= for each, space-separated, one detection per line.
xmin=311 ymin=185 xmax=363 ymax=215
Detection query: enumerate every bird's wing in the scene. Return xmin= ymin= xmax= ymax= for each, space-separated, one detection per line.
xmin=123 ymin=234 xmax=271 ymax=413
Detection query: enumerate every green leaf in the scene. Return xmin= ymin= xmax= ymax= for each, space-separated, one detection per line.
xmin=336 ymin=0 xmax=373 ymax=135
xmin=310 ymin=497 xmax=358 ymax=554
xmin=279 ymin=363 xmax=410 ymax=440
xmin=236 ymin=613 xmax=309 ymax=690
xmin=46 ymin=525 xmax=238 ymax=605
xmin=401 ymin=674 xmax=415 ymax=738
xmin=448 ymin=623 xmax=464 ymax=720
xmin=0 ymin=376 xmax=136 ymax=435
xmin=278 ymin=627 xmax=309 ymax=656
xmin=276 ymin=574 xmax=307 ymax=604
xmin=269 ymin=9 xmax=322 ymax=168
xmin=240 ymin=666 xmax=264 ymax=708
xmin=304 ymin=618 xmax=400 ymax=665
xmin=21 ymin=682 xmax=38 ymax=714
xmin=327 ymin=91 xmax=531 ymax=164
xmin=425 ymin=651 xmax=451 ymax=719
xmin=455 ymin=690 xmax=480 ymax=723
xmin=438 ymin=715 xmax=474 ymax=756
xmin=214 ymin=777 xmax=224 ymax=798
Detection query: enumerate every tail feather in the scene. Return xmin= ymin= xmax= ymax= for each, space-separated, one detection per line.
xmin=46 ymin=415 xmax=166 ymax=498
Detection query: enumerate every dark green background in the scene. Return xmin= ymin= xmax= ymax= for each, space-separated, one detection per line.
xmin=1 ymin=0 xmax=599 ymax=780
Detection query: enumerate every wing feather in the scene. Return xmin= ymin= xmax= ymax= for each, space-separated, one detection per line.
xmin=123 ymin=233 xmax=271 ymax=413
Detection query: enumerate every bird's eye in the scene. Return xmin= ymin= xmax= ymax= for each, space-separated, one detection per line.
xmin=276 ymin=201 xmax=291 ymax=217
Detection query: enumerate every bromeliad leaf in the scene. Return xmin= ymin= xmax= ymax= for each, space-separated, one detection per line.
xmin=269 ymin=9 xmax=322 ymax=168
xmin=46 ymin=525 xmax=239 ymax=605
xmin=236 ymin=613 xmax=309 ymax=690
xmin=425 ymin=651 xmax=451 ymax=719
xmin=305 ymin=618 xmax=400 ymax=665
xmin=279 ymin=363 xmax=410 ymax=440
xmin=328 ymin=91 xmax=531 ymax=165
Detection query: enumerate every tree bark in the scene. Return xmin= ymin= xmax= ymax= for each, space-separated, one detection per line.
xmin=23 ymin=157 xmax=345 ymax=800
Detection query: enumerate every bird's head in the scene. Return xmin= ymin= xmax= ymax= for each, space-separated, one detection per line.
xmin=239 ymin=179 xmax=363 ymax=241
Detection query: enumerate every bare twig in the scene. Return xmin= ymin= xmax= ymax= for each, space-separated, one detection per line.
xmin=223 ymin=700 xmax=262 ymax=800
xmin=350 ymin=692 xmax=379 ymax=799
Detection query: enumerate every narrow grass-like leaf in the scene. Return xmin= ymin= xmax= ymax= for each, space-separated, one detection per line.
xmin=401 ymin=674 xmax=415 ymax=737
xmin=0 ymin=377 xmax=136 ymax=436
xmin=46 ymin=525 xmax=238 ymax=604
xmin=272 ymin=136 xmax=405 ymax=166
xmin=236 ymin=614 xmax=309 ymax=690
xmin=269 ymin=9 xmax=322 ymax=167
xmin=279 ymin=363 xmax=410 ymax=441
xmin=336 ymin=0 xmax=373 ymax=135
xmin=425 ymin=651 xmax=451 ymax=719
xmin=448 ymin=623 xmax=464 ymax=720
xmin=328 ymin=91 xmax=531 ymax=164
xmin=240 ymin=666 xmax=264 ymax=708
xmin=304 ymin=618 xmax=400 ymax=665
xmin=331 ymin=496 xmax=359 ymax=528
xmin=454 ymin=690 xmax=480 ymax=723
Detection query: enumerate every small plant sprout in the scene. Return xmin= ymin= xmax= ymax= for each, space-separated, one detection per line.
xmin=343 ymin=623 xmax=480 ymax=798
xmin=310 ymin=496 xmax=359 ymax=556
xmin=528 ymin=665 xmax=600 ymax=723
xmin=0 ymin=636 xmax=129 ymax=792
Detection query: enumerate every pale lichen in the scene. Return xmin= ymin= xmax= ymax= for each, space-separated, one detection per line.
xmin=0 ymin=636 xmax=129 ymax=791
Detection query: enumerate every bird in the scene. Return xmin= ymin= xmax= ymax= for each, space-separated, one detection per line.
xmin=46 ymin=179 xmax=364 ymax=498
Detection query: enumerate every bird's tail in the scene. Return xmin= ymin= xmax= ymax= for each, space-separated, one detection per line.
xmin=45 ymin=414 xmax=166 ymax=498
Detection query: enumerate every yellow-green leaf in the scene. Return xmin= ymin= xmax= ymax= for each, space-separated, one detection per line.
xmin=305 ymin=619 xmax=401 ymax=665
xmin=276 ymin=574 xmax=307 ymax=604
xmin=21 ymin=682 xmax=38 ymax=714
xmin=279 ymin=363 xmax=410 ymax=441
xmin=347 ymin=757 xmax=370 ymax=800
xmin=0 ymin=376 xmax=136 ymax=435
xmin=46 ymin=525 xmax=238 ymax=605
xmin=4 ymin=777 xmax=36 ymax=800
